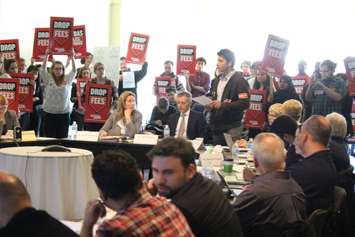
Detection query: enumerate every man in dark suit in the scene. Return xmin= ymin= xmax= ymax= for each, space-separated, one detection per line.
xmin=168 ymin=91 xmax=205 ymax=140
xmin=0 ymin=171 xmax=78 ymax=237
xmin=206 ymin=49 xmax=250 ymax=145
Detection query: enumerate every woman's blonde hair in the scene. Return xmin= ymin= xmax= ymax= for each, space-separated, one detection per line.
xmin=116 ymin=91 xmax=136 ymax=122
xmin=283 ymin=99 xmax=303 ymax=122
xmin=268 ymin=103 xmax=284 ymax=116
xmin=0 ymin=94 xmax=8 ymax=105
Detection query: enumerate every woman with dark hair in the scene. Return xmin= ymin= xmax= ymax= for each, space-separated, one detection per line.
xmin=4 ymin=59 xmax=18 ymax=75
xmin=271 ymin=75 xmax=301 ymax=104
xmin=27 ymin=65 xmax=43 ymax=135
xmin=40 ymin=49 xmax=76 ymax=138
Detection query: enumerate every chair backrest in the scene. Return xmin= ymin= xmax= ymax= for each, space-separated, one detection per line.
xmin=307 ymin=209 xmax=332 ymax=237
xmin=333 ymin=186 xmax=347 ymax=213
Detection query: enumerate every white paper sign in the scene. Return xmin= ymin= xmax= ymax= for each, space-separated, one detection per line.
xmin=199 ymin=151 xmax=223 ymax=168
xmin=122 ymin=71 xmax=136 ymax=89
xmin=75 ymin=131 xmax=99 ymax=141
xmin=133 ymin=134 xmax=158 ymax=145
xmin=192 ymin=95 xmax=212 ymax=106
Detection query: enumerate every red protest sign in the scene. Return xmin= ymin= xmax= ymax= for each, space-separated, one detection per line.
xmin=126 ymin=33 xmax=149 ymax=65
xmin=32 ymin=28 xmax=50 ymax=62
xmin=344 ymin=57 xmax=355 ymax=96
xmin=292 ymin=74 xmax=310 ymax=95
xmin=176 ymin=45 xmax=196 ymax=75
xmin=261 ymin=35 xmax=289 ymax=78
xmin=49 ymin=17 xmax=74 ymax=55
xmin=0 ymin=78 xmax=19 ymax=112
xmin=154 ymin=76 xmax=173 ymax=100
xmin=0 ymin=39 xmax=20 ymax=61
xmin=76 ymin=78 xmax=90 ymax=109
xmin=244 ymin=89 xmax=266 ymax=129
xmin=10 ymin=73 xmax=33 ymax=112
xmin=73 ymin=25 xmax=87 ymax=59
xmin=84 ymin=83 xmax=112 ymax=123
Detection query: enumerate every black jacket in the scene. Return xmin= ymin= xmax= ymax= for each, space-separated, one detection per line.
xmin=118 ymin=62 xmax=148 ymax=98
xmin=210 ymin=71 xmax=250 ymax=133
xmin=288 ymin=150 xmax=336 ymax=215
xmin=0 ymin=208 xmax=79 ymax=237
xmin=167 ymin=110 xmax=205 ymax=140
xmin=172 ymin=173 xmax=244 ymax=237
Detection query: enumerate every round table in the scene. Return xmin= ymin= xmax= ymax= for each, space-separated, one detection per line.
xmin=0 ymin=146 xmax=98 ymax=220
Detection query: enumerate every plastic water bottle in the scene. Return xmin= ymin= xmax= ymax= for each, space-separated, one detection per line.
xmin=231 ymin=143 xmax=239 ymax=159
xmin=71 ymin=122 xmax=78 ymax=140
xmin=247 ymin=138 xmax=253 ymax=149
xmin=163 ymin=125 xmax=170 ymax=138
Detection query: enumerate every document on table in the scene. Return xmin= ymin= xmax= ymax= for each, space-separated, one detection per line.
xmin=192 ymin=95 xmax=212 ymax=106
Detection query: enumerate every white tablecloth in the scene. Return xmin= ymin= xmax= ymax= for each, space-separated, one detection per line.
xmin=0 ymin=146 xmax=98 ymax=220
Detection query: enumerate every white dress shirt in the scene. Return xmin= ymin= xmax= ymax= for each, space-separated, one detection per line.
xmin=175 ymin=109 xmax=190 ymax=138
xmin=217 ymin=70 xmax=236 ymax=101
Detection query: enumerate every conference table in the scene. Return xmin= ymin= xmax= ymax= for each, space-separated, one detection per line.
xmin=0 ymin=146 xmax=98 ymax=220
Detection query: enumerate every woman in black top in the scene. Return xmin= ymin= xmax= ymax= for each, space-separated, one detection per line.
xmin=272 ymin=75 xmax=301 ymax=104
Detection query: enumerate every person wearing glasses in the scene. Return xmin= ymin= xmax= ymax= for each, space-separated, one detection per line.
xmin=305 ymin=60 xmax=346 ymax=116
xmin=0 ymin=95 xmax=20 ymax=136
xmin=40 ymin=49 xmax=76 ymax=138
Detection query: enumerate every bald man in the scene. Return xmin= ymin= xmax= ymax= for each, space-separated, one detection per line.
xmin=0 ymin=171 xmax=78 ymax=236
xmin=233 ymin=133 xmax=305 ymax=235
xmin=291 ymin=115 xmax=337 ymax=215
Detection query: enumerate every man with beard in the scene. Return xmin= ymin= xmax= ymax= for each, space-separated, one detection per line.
xmin=147 ymin=137 xmax=244 ymax=237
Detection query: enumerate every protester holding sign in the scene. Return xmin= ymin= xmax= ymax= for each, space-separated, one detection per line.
xmin=40 ymin=49 xmax=76 ymax=138
xmin=70 ymin=66 xmax=91 ymax=131
xmin=271 ymin=75 xmax=301 ymax=104
xmin=0 ymin=94 xmax=20 ymax=136
xmin=27 ymin=65 xmax=43 ymax=136
xmin=119 ymin=56 xmax=148 ymax=99
xmin=292 ymin=60 xmax=310 ymax=95
xmin=154 ymin=61 xmax=184 ymax=96
xmin=185 ymin=57 xmax=210 ymax=98
xmin=83 ymin=62 xmax=117 ymax=131
xmin=305 ymin=60 xmax=346 ymax=116
xmin=4 ymin=59 xmax=18 ymax=75
xmin=0 ymin=53 xmax=11 ymax=78
xmin=99 ymin=91 xmax=142 ymax=139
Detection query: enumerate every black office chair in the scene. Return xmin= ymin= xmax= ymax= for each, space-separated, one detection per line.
xmin=333 ymin=186 xmax=353 ymax=237
xmin=307 ymin=209 xmax=333 ymax=237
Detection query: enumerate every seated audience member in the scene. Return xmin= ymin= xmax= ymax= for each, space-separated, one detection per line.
xmin=272 ymin=75 xmax=301 ymax=104
xmin=234 ymin=133 xmax=305 ymax=235
xmin=267 ymin=103 xmax=284 ymax=126
xmin=270 ymin=115 xmax=303 ymax=168
xmin=290 ymin=115 xmax=337 ymax=215
xmin=283 ymin=99 xmax=303 ymax=124
xmin=150 ymin=97 xmax=177 ymax=126
xmin=0 ymin=95 xmax=20 ymax=136
xmin=168 ymin=91 xmax=205 ymax=140
xmin=0 ymin=171 xmax=78 ymax=237
xmin=147 ymin=138 xmax=244 ymax=237
xmin=99 ymin=91 xmax=142 ymax=139
xmin=81 ymin=150 xmax=193 ymax=237
xmin=325 ymin=112 xmax=351 ymax=172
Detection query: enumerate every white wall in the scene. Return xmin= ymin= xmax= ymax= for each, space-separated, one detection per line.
xmin=120 ymin=0 xmax=355 ymax=120
xmin=1 ymin=0 xmax=355 ymax=121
